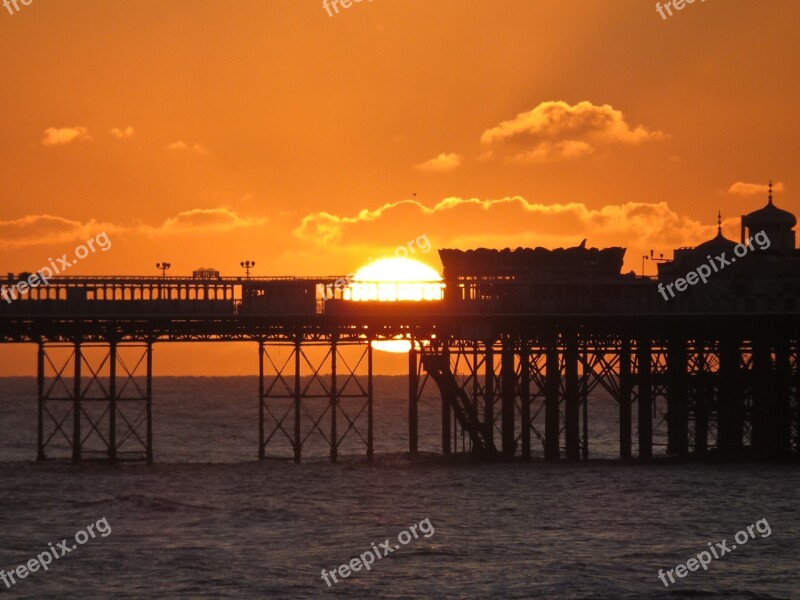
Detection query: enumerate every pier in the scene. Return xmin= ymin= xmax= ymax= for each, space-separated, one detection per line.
xmin=1 ymin=277 xmax=797 ymax=465
xmin=1 ymin=193 xmax=798 ymax=465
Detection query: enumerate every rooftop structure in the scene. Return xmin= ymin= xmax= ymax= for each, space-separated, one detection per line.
xmin=657 ymin=185 xmax=800 ymax=310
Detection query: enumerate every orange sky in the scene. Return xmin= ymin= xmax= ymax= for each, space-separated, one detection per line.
xmin=1 ymin=0 xmax=799 ymax=375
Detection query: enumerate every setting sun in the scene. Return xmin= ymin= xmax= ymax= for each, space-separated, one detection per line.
xmin=344 ymin=258 xmax=444 ymax=302
xmin=342 ymin=257 xmax=443 ymax=353
xmin=1 ymin=3 xmax=798 ymax=598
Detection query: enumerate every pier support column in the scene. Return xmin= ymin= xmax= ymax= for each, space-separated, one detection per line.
xmin=751 ymin=340 xmax=771 ymax=460
xmin=484 ymin=343 xmax=495 ymax=450
xmin=294 ymin=340 xmax=302 ymax=463
xmin=582 ymin=345 xmax=589 ymax=461
xmin=667 ymin=337 xmax=689 ymax=457
xmin=330 ymin=339 xmax=338 ymax=463
xmin=520 ymin=347 xmax=531 ymax=460
xmin=409 ymin=347 xmax=418 ymax=455
xmin=36 ymin=342 xmax=45 ymax=462
xmin=258 ymin=341 xmax=265 ymax=460
xmin=72 ymin=340 xmax=82 ymax=464
xmin=772 ymin=340 xmax=791 ymax=460
xmin=693 ymin=341 xmax=710 ymax=456
xmin=441 ymin=347 xmax=451 ymax=455
xmin=146 ymin=342 xmax=153 ymax=465
xmin=545 ymin=336 xmax=561 ymax=461
xmin=367 ymin=342 xmax=373 ymax=462
xmin=794 ymin=340 xmax=800 ymax=456
xmin=564 ymin=333 xmax=580 ymax=461
xmin=718 ymin=337 xmax=744 ymax=456
xmin=619 ymin=339 xmax=632 ymax=460
xmin=109 ymin=342 xmax=117 ymax=464
xmin=501 ymin=341 xmax=516 ymax=458
xmin=637 ymin=338 xmax=652 ymax=460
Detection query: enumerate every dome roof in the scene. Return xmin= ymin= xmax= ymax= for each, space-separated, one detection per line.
xmin=743 ymin=183 xmax=797 ymax=230
xmin=695 ymin=228 xmax=737 ymax=254
xmin=693 ymin=211 xmax=737 ymax=254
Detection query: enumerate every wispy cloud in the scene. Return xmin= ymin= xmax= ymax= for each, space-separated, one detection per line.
xmin=167 ymin=140 xmax=209 ymax=155
xmin=0 ymin=208 xmax=265 ymax=249
xmin=41 ymin=126 xmax=92 ymax=147
xmin=110 ymin=126 xmax=135 ymax=139
xmin=728 ymin=181 xmax=784 ymax=196
xmin=0 ymin=214 xmax=115 ymax=249
xmin=415 ymin=152 xmax=463 ymax=172
xmin=144 ymin=207 xmax=267 ymax=234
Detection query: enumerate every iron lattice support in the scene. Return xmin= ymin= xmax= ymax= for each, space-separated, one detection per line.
xmin=259 ymin=337 xmax=373 ymax=462
xmin=717 ymin=336 xmax=745 ymax=456
xmin=24 ymin=330 xmax=798 ymax=465
xmin=420 ymin=335 xmax=590 ymax=461
xmin=579 ymin=338 xmax=629 ymax=460
xmin=740 ymin=344 xmax=755 ymax=451
xmin=407 ymin=345 xmax=432 ymax=455
xmin=666 ymin=336 xmax=690 ymax=457
xmin=686 ymin=339 xmax=721 ymax=456
xmin=526 ymin=337 xmax=589 ymax=462
xmin=37 ymin=341 xmax=153 ymax=463
xmin=634 ymin=338 xmax=653 ymax=460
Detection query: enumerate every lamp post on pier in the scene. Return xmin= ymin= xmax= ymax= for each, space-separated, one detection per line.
xmin=156 ymin=262 xmax=171 ymax=300
xmin=240 ymin=260 xmax=256 ymax=280
xmin=156 ymin=262 xmax=171 ymax=278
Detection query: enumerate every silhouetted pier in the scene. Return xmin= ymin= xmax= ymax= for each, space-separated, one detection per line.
xmin=1 ymin=192 xmax=798 ymax=464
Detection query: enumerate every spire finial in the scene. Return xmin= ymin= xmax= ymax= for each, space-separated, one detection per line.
xmin=768 ymin=180 xmax=773 ymax=205
xmin=717 ymin=210 xmax=722 ymax=235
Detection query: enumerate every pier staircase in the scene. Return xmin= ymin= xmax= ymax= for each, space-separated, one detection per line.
xmin=421 ymin=354 xmax=497 ymax=457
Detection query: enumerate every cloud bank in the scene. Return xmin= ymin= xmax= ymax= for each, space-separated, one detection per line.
xmin=480 ymin=100 xmax=666 ymax=163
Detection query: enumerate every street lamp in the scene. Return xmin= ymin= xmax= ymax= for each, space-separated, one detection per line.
xmin=641 ymin=255 xmax=649 ymax=277
xmin=155 ymin=262 xmax=171 ymax=301
xmin=648 ymin=250 xmax=668 ymax=279
xmin=156 ymin=262 xmax=171 ymax=278
xmin=240 ymin=260 xmax=255 ymax=280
